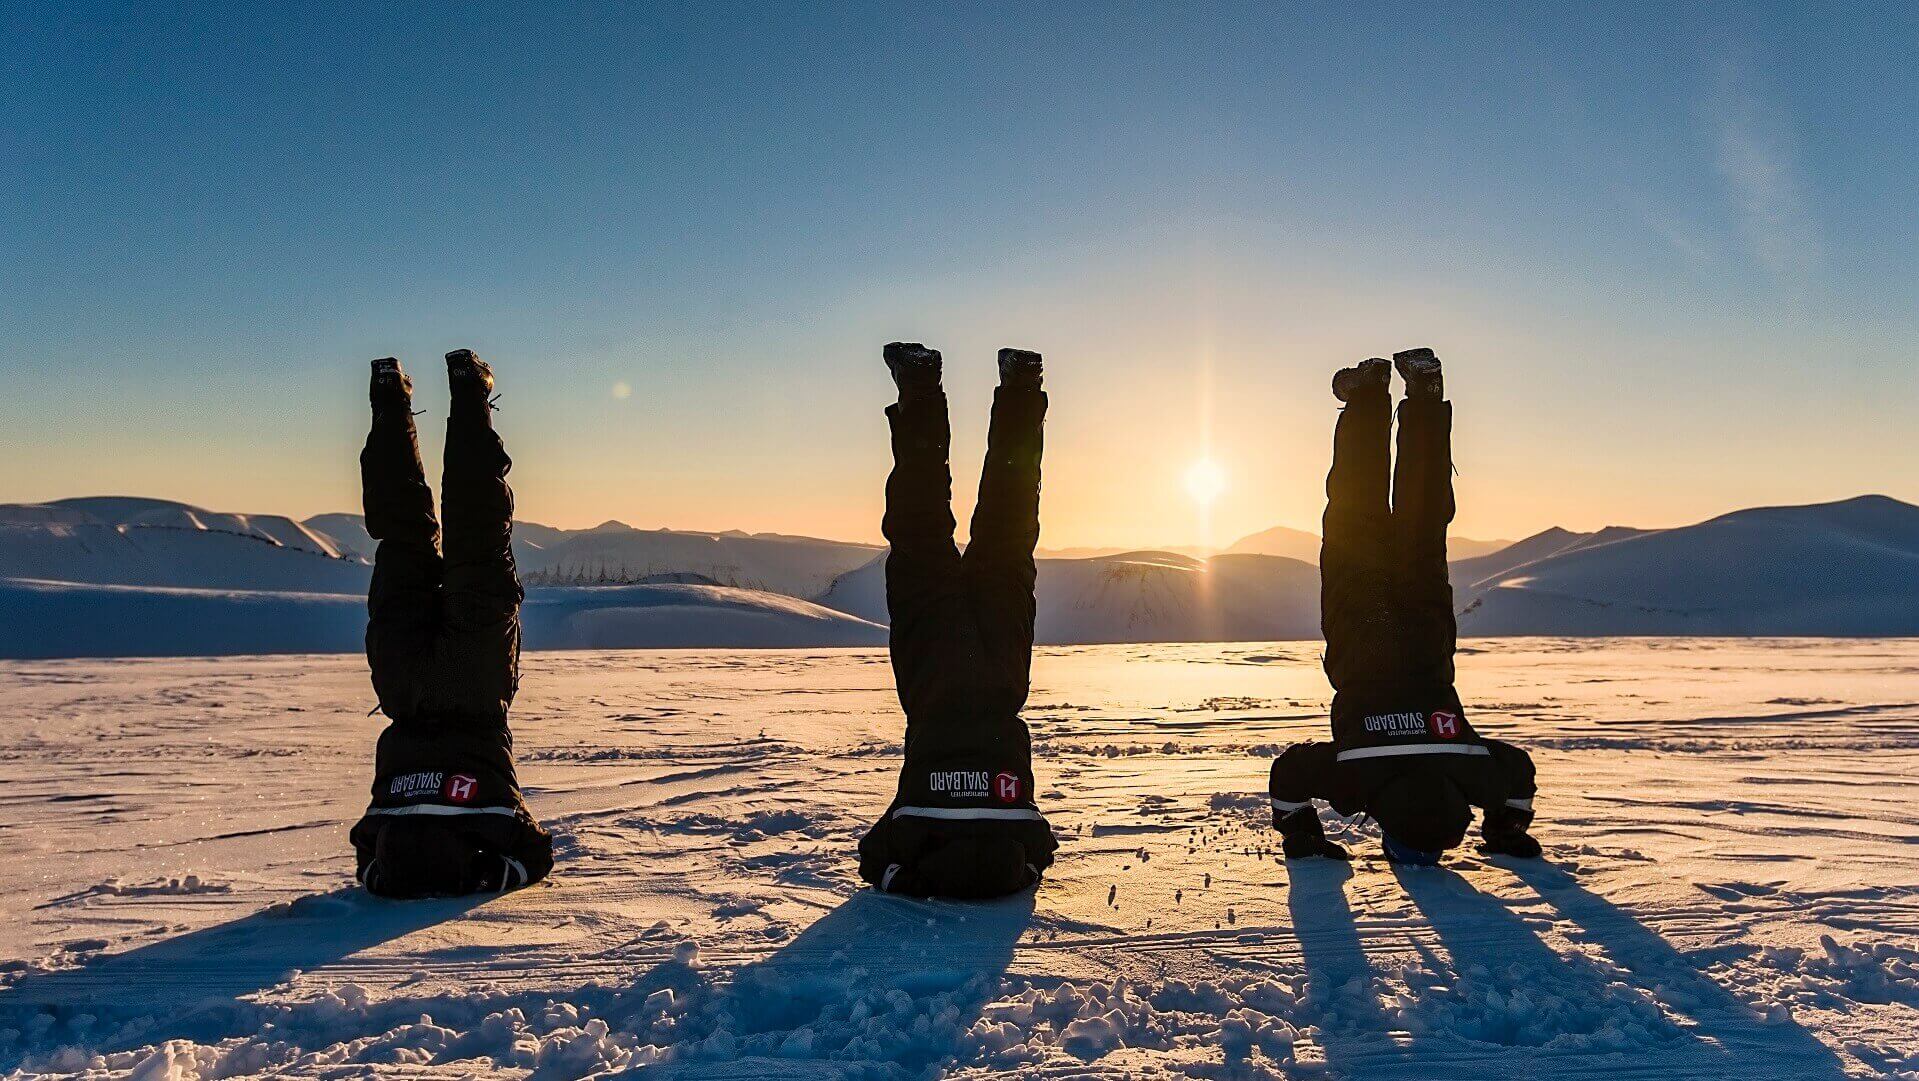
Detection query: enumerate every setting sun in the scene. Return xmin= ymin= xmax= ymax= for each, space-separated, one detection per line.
xmin=1183 ymin=458 xmax=1227 ymax=506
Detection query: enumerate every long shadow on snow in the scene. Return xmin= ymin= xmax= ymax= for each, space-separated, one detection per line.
xmin=1390 ymin=861 xmax=1849 ymax=1078
xmin=644 ymin=887 xmax=1035 ymax=1078
xmin=0 ymin=886 xmax=486 ymax=1070
xmin=1290 ymin=859 xmax=1849 ymax=1079
xmin=0 ymin=886 xmax=1033 ymax=1077
xmin=1286 ymin=859 xmax=1417 ymax=1076
xmin=1498 ymin=860 xmax=1850 ymax=1078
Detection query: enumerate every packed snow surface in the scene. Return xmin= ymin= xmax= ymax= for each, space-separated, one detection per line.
xmin=3 ymin=639 xmax=1917 ymax=1078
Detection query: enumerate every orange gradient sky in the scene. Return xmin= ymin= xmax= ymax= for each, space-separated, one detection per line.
xmin=5 ymin=9 xmax=1915 ymax=548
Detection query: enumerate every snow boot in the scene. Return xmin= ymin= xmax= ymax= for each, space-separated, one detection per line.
xmin=1332 ymin=357 xmax=1391 ymax=403
xmin=1393 ymin=347 xmax=1443 ymax=400
xmin=371 ymin=357 xmax=412 ymax=412
xmin=1278 ymin=806 xmax=1351 ymax=860
xmin=885 ymin=341 xmax=944 ymax=404
xmin=998 ymin=346 xmax=1043 ymax=390
xmin=1478 ymin=805 xmax=1543 ymax=858
xmin=446 ymin=347 xmax=495 ymax=408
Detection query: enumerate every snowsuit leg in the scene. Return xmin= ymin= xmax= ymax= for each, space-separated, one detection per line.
xmin=963 ymin=385 xmax=1046 ymax=717
xmin=1319 ymin=387 xmax=1398 ymax=696
xmin=362 ymin=400 xmax=442 ymax=723
xmin=1268 ymin=741 xmax=1353 ymax=814
xmin=1482 ymin=738 xmax=1537 ymax=818
xmin=430 ymin=396 xmax=523 ymax=727
xmin=879 ymin=393 xmax=973 ymax=738
xmin=1391 ymin=397 xmax=1457 ymax=690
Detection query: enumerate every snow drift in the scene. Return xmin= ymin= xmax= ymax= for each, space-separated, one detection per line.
xmin=0 ymin=579 xmax=883 ymax=658
xmin=522 ymin=584 xmax=885 ymax=649
xmin=0 ymin=579 xmax=369 ymax=658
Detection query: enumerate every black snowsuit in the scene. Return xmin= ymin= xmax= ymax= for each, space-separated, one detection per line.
xmin=348 ymin=394 xmax=553 ymax=897
xmin=857 ymin=386 xmax=1059 ymax=898
xmin=1269 ymin=390 xmax=1536 ymax=847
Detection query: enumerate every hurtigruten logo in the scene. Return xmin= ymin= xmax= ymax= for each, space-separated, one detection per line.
xmin=389 ymin=771 xmax=445 ymax=798
xmin=929 ymin=770 xmax=994 ymax=797
xmin=1362 ymin=712 xmax=1428 ymax=734
xmin=927 ymin=770 xmax=1023 ymax=804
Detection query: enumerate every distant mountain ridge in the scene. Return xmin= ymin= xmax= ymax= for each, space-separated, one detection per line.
xmin=1225 ymin=523 xmax=1511 ymax=564
xmin=2 ymin=493 xmax=1915 ymax=655
xmin=818 ymin=549 xmax=1321 ymax=645
xmin=1449 ymin=525 xmax=1651 ymax=592
xmin=1457 ymin=495 xmax=1919 ymax=636
xmin=0 ymin=498 xmax=369 ymax=593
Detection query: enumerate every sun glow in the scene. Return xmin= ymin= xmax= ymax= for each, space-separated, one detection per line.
xmin=1184 ymin=458 xmax=1227 ymax=506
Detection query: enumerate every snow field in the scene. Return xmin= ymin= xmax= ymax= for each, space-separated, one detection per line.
xmin=2 ymin=639 xmax=1916 ymax=1077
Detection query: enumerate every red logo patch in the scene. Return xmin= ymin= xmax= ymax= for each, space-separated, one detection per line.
xmin=995 ymin=772 xmax=1022 ymax=803
xmin=1429 ymin=712 xmax=1461 ymax=739
xmin=444 ymin=774 xmax=479 ymax=803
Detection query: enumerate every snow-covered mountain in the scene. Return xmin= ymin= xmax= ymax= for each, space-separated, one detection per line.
xmin=1449 ymin=524 xmax=1650 ymax=592
xmin=6 ymin=493 xmax=1916 ymax=655
xmin=0 ymin=499 xmax=886 ymax=655
xmin=817 ymin=550 xmax=1320 ymax=645
xmin=302 ymin=514 xmax=878 ymax=598
xmin=0 ymin=498 xmax=371 ymax=593
xmin=1036 ymin=553 xmax=1320 ymax=644
xmin=1221 ymin=524 xmax=1322 ymax=563
xmin=1225 ymin=524 xmax=1511 ymax=564
xmin=1458 ymin=495 xmax=1919 ymax=635
xmin=512 ymin=523 xmax=879 ymax=597
xmin=0 ymin=500 xmax=879 ymax=599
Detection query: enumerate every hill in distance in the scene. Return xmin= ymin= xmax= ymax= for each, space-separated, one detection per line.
xmin=5 ymin=493 xmax=1917 ymax=655
xmin=820 ymin=549 xmax=1322 ymax=646
xmin=1224 ymin=523 xmax=1511 ymax=564
xmin=0 ymin=498 xmax=884 ymax=654
xmin=1458 ymin=495 xmax=1919 ymax=636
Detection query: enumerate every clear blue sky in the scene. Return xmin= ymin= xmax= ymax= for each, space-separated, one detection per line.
xmin=4 ymin=3 xmax=1915 ymax=546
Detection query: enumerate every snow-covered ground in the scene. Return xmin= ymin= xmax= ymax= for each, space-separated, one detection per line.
xmin=4 ymin=639 xmax=1916 ymax=1079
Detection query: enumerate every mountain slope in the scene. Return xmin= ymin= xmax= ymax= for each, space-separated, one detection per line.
xmin=1459 ymin=496 xmax=1919 ymax=635
xmin=1038 ymin=552 xmax=1320 ymax=644
xmin=1449 ymin=525 xmax=1650 ymax=592
xmin=1226 ymin=525 xmax=1513 ymax=564
xmin=819 ymin=550 xmax=1320 ymax=645
xmin=521 ymin=525 xmax=880 ymax=597
xmin=0 ymin=500 xmax=371 ymax=593
xmin=304 ymin=514 xmax=878 ymax=598
xmin=1223 ymin=524 xmax=1322 ymax=563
